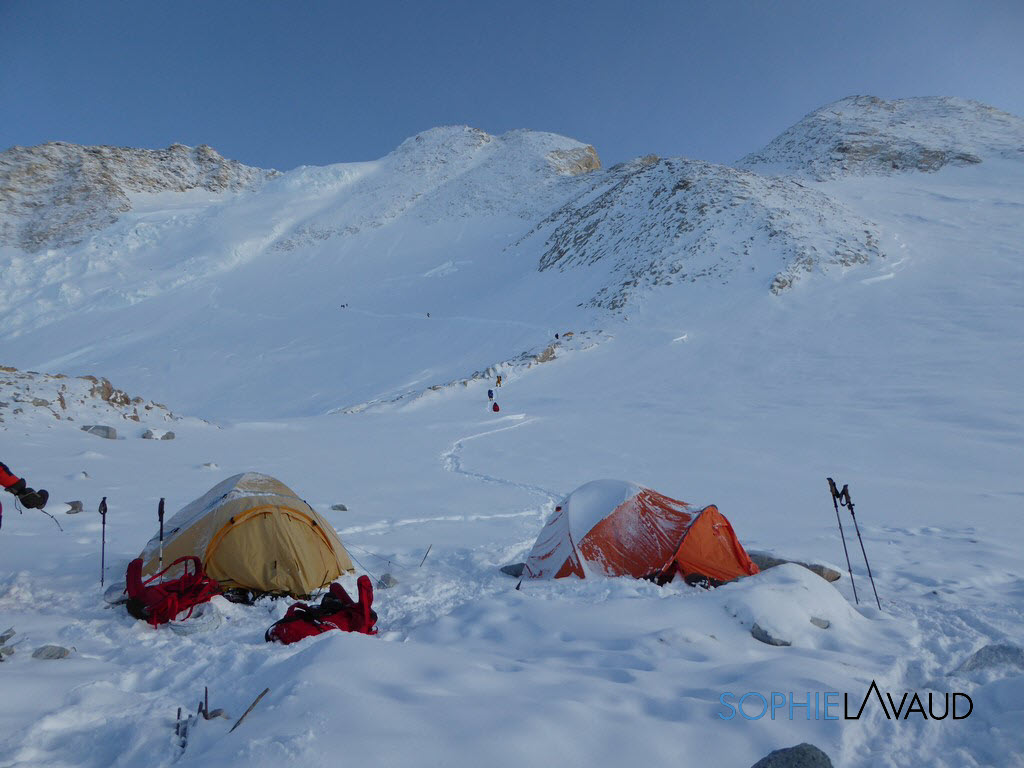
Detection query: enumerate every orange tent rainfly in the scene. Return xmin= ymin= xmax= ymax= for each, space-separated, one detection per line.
xmin=523 ymin=480 xmax=759 ymax=584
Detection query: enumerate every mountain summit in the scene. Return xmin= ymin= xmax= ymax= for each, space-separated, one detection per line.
xmin=739 ymin=95 xmax=1024 ymax=179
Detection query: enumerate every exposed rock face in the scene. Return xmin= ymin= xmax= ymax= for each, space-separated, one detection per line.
xmin=0 ymin=142 xmax=277 ymax=251
xmin=547 ymin=145 xmax=601 ymax=175
xmin=516 ymin=155 xmax=881 ymax=307
xmin=739 ymin=95 xmax=1024 ymax=180
xmin=0 ymin=366 xmax=177 ymax=429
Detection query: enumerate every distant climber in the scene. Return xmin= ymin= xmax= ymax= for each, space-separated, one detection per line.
xmin=487 ymin=389 xmax=494 ymax=401
xmin=555 ymin=333 xmax=559 ymax=340
xmin=426 ymin=312 xmax=431 ymax=318
xmin=496 ymin=375 xmax=502 ymax=387
xmin=492 ymin=402 xmax=500 ymax=413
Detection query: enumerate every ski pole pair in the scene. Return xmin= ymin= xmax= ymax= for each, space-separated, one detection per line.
xmin=827 ymin=478 xmax=881 ymax=610
xmin=97 ymin=497 xmax=166 ymax=587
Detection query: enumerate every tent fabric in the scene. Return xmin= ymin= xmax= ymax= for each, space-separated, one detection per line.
xmin=523 ymin=479 xmax=759 ymax=583
xmin=139 ymin=473 xmax=354 ymax=597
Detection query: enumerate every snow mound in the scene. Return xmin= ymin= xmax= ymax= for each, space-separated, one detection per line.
xmin=721 ymin=563 xmax=866 ymax=649
xmin=739 ymin=95 xmax=1024 ymax=180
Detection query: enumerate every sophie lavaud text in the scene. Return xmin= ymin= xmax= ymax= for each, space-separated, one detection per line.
xmin=718 ymin=681 xmax=973 ymax=721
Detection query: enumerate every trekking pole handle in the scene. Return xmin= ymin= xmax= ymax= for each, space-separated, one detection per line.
xmin=827 ymin=478 xmax=855 ymax=514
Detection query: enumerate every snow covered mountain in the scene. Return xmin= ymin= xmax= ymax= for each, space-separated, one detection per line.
xmin=739 ymin=95 xmax=1024 ymax=179
xmin=512 ymin=154 xmax=881 ymax=305
xmin=1 ymin=96 xmax=1023 ymax=768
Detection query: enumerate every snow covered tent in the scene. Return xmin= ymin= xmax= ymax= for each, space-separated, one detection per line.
xmin=524 ymin=480 xmax=759 ymax=584
xmin=138 ymin=473 xmax=354 ymax=597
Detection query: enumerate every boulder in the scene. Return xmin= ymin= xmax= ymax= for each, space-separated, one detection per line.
xmin=331 ymin=503 xmax=348 ymax=511
xmin=955 ymin=643 xmax=1024 ymax=674
xmin=748 ymin=550 xmax=841 ymax=582
xmin=750 ymin=743 xmax=834 ymax=768
xmin=142 ymin=429 xmax=175 ymax=440
xmin=32 ymin=644 xmax=74 ymax=660
xmin=81 ymin=425 xmax=117 ymax=439
xmin=751 ymin=622 xmax=791 ymax=647
xmin=376 ymin=573 xmax=399 ymax=589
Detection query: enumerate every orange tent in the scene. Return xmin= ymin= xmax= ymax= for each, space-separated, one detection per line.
xmin=523 ymin=480 xmax=759 ymax=584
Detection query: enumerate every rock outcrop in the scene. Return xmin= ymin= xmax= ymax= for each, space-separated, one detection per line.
xmin=0 ymin=142 xmax=276 ymax=251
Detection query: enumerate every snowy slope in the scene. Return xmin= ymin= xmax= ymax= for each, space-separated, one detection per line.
xmin=1 ymin=96 xmax=1023 ymax=768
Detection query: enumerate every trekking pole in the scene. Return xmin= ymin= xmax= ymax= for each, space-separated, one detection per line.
xmin=99 ymin=497 xmax=108 ymax=586
xmin=826 ymin=478 xmax=859 ymax=604
xmin=158 ymin=498 xmax=165 ymax=580
xmin=832 ymin=480 xmax=881 ymax=610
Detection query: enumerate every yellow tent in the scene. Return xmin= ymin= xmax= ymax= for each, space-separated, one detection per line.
xmin=139 ymin=473 xmax=354 ymax=597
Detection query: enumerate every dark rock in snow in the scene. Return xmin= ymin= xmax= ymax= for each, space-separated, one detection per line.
xmin=751 ymin=622 xmax=791 ymax=647
xmin=81 ymin=425 xmax=117 ymax=439
xmin=809 ymin=617 xmax=831 ymax=630
xmin=750 ymin=743 xmax=834 ymax=768
xmin=331 ymin=503 xmax=348 ymax=511
xmin=32 ymin=645 xmax=74 ymax=660
xmin=500 ymin=562 xmax=525 ymax=578
xmin=955 ymin=643 xmax=1024 ymax=674
xmin=142 ymin=429 xmax=175 ymax=440
xmin=748 ymin=551 xmax=841 ymax=582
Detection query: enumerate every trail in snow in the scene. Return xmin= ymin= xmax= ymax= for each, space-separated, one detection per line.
xmin=343 ymin=305 xmax=549 ymax=331
xmin=440 ymin=414 xmax=562 ymax=507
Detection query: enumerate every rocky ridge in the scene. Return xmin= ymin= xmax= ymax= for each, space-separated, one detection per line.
xmin=739 ymin=95 xmax=1024 ymax=180
xmin=0 ymin=365 xmax=179 ymax=432
xmin=0 ymin=142 xmax=277 ymax=252
xmin=513 ymin=154 xmax=882 ymax=307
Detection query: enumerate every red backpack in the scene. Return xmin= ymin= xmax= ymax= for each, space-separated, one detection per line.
xmin=265 ymin=575 xmax=377 ymax=644
xmin=125 ymin=556 xmax=221 ymax=627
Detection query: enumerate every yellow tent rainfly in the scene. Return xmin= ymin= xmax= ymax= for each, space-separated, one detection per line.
xmin=139 ymin=473 xmax=354 ymax=598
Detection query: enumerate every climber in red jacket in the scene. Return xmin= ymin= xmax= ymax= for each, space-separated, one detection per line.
xmin=0 ymin=462 xmax=48 ymax=509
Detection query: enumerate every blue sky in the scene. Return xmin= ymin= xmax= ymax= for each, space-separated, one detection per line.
xmin=3 ymin=0 xmax=1022 ymax=170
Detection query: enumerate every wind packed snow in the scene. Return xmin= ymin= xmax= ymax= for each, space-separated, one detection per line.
xmin=2 ymin=99 xmax=1023 ymax=767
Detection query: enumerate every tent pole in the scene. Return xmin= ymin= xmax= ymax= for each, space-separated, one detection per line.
xmin=158 ymin=498 xmax=165 ymax=582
